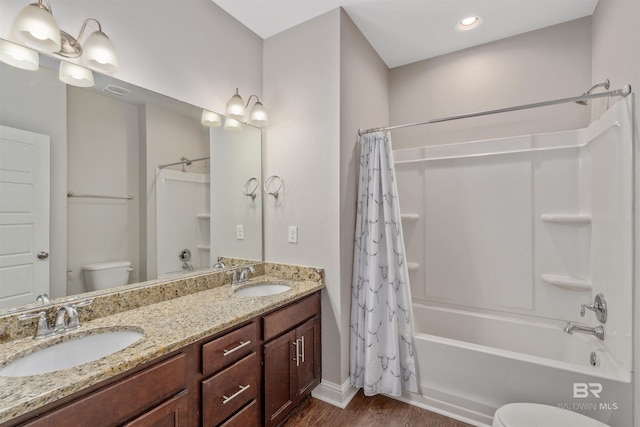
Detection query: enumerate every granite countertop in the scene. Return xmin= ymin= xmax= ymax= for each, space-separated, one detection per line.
xmin=0 ymin=274 xmax=324 ymax=423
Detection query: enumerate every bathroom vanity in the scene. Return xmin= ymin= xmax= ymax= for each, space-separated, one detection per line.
xmin=0 ymin=265 xmax=324 ymax=427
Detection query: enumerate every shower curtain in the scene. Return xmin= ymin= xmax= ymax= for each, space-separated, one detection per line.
xmin=350 ymin=130 xmax=417 ymax=396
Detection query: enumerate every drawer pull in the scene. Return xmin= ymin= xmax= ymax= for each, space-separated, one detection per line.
xmin=222 ymin=384 xmax=251 ymax=405
xmin=223 ymin=340 xmax=251 ymax=356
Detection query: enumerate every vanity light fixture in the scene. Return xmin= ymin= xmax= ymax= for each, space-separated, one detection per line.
xmin=456 ymin=16 xmax=483 ymax=32
xmin=201 ymin=110 xmax=222 ymax=127
xmin=11 ymin=0 xmax=61 ymax=52
xmin=59 ymin=61 xmax=94 ymax=87
xmin=59 ymin=18 xmax=118 ymax=73
xmin=225 ymin=88 xmax=269 ymax=127
xmin=11 ymin=0 xmax=118 ymax=74
xmin=0 ymin=39 xmax=39 ymax=71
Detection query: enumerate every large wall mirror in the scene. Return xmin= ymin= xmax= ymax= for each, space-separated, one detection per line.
xmin=0 ymin=43 xmax=263 ymax=312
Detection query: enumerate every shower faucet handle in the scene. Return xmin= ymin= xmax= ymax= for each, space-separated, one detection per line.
xmin=580 ymin=293 xmax=607 ymax=324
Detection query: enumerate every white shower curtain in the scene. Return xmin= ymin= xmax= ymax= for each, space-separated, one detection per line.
xmin=350 ymin=130 xmax=417 ymax=396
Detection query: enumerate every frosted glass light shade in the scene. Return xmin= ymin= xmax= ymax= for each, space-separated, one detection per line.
xmin=0 ymin=39 xmax=39 ymax=70
xmin=11 ymin=3 xmax=61 ymax=52
xmin=59 ymin=61 xmax=94 ymax=87
xmin=249 ymin=101 xmax=268 ymax=127
xmin=224 ymin=117 xmax=243 ymax=131
xmin=226 ymin=91 xmax=246 ymax=121
xmin=82 ymin=31 xmax=118 ymax=73
xmin=201 ymin=110 xmax=222 ymax=127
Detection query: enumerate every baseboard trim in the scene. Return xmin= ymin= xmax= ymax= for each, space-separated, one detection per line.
xmin=311 ymin=379 xmax=359 ymax=409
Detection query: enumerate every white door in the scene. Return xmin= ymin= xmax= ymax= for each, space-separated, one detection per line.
xmin=0 ymin=125 xmax=50 ymax=308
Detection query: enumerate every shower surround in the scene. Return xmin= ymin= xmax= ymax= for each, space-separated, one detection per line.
xmin=393 ymin=98 xmax=633 ymax=426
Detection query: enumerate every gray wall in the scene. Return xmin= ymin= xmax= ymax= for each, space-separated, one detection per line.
xmin=389 ymin=17 xmax=592 ymax=149
xmin=263 ymin=8 xmax=342 ymax=388
xmin=339 ymin=8 xmax=389 ymax=387
xmin=591 ymin=0 xmax=640 ymax=424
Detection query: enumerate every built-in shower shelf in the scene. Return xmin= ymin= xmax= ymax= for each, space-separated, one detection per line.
xmin=540 ymin=214 xmax=591 ymax=224
xmin=407 ymin=262 xmax=420 ymax=271
xmin=401 ymin=213 xmax=420 ymax=221
xmin=541 ymin=274 xmax=592 ymax=291
xmin=197 ymin=244 xmax=210 ymax=251
xmin=197 ymin=214 xmax=210 ymax=219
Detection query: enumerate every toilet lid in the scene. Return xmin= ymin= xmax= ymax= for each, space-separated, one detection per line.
xmin=494 ymin=403 xmax=610 ymax=427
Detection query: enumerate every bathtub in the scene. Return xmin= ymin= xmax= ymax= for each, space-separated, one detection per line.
xmin=392 ymin=99 xmax=634 ymax=427
xmin=398 ymin=302 xmax=632 ymax=427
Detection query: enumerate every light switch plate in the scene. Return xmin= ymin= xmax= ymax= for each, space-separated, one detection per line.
xmin=236 ymin=224 xmax=244 ymax=240
xmin=288 ymin=226 xmax=298 ymax=243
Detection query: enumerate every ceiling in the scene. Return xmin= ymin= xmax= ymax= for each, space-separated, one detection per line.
xmin=212 ymin=0 xmax=598 ymax=68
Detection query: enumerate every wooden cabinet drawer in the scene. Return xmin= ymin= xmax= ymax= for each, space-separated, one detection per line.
xmin=219 ymin=400 xmax=258 ymax=427
xmin=202 ymin=352 xmax=259 ymax=426
xmin=23 ymin=353 xmax=187 ymax=427
xmin=124 ymin=390 xmax=189 ymax=427
xmin=263 ymin=292 xmax=320 ymax=341
xmin=202 ymin=322 xmax=258 ymax=376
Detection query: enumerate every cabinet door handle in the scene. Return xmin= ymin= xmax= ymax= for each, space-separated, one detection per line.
xmin=222 ymin=384 xmax=251 ymax=405
xmin=223 ymin=340 xmax=251 ymax=356
xmin=300 ymin=335 xmax=305 ymax=364
xmin=293 ymin=339 xmax=301 ymax=367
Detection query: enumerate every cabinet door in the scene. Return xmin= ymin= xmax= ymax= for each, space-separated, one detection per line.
xmin=263 ymin=329 xmax=296 ymax=427
xmin=295 ymin=315 xmax=321 ymax=399
xmin=125 ymin=391 xmax=189 ymax=427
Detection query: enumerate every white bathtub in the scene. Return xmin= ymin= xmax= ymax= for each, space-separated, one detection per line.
xmin=399 ymin=303 xmax=633 ymax=427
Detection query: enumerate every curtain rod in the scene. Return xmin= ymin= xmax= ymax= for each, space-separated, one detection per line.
xmin=358 ymin=84 xmax=632 ymax=136
xmin=158 ymin=156 xmax=210 ymax=169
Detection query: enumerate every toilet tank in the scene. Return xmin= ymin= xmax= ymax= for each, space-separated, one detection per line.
xmin=82 ymin=261 xmax=132 ymax=291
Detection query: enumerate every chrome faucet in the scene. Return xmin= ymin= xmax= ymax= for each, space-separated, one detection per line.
xmin=239 ymin=266 xmax=256 ymax=283
xmin=212 ymin=261 xmax=226 ymax=270
xmin=19 ymin=299 xmax=93 ymax=339
xmin=564 ymin=322 xmax=605 ymax=341
xmin=182 ymin=262 xmax=194 ymax=270
xmin=227 ymin=266 xmax=256 ymax=287
xmin=54 ymin=305 xmax=80 ymax=332
xmin=36 ymin=294 xmax=50 ymax=305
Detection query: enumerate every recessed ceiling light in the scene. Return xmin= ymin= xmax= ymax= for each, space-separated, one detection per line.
xmin=456 ymin=16 xmax=483 ymax=32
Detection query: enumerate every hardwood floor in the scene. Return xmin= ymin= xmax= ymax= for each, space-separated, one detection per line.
xmin=281 ymin=390 xmax=474 ymax=427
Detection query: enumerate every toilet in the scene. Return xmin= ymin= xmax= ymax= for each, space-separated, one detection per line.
xmin=82 ymin=261 xmax=132 ymax=291
xmin=493 ymin=403 xmax=609 ymax=427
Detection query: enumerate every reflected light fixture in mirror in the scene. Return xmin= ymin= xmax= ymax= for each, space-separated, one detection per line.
xmin=225 ymin=88 xmax=268 ymax=127
xmin=0 ymin=39 xmax=39 ymax=70
xmin=201 ymin=110 xmax=222 ymax=127
xmin=59 ymin=60 xmax=94 ymax=87
xmin=224 ymin=117 xmax=244 ymax=131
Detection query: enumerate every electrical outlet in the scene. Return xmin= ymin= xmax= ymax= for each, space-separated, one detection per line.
xmin=236 ymin=224 xmax=244 ymax=240
xmin=288 ymin=226 xmax=298 ymax=243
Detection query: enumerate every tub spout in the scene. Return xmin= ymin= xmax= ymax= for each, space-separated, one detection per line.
xmin=564 ymin=322 xmax=605 ymax=341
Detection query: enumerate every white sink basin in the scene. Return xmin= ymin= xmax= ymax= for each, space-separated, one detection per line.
xmin=234 ymin=283 xmax=291 ymax=297
xmin=0 ymin=330 xmax=143 ymax=377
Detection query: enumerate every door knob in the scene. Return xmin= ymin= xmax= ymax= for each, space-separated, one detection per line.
xmin=37 ymin=251 xmax=49 ymax=260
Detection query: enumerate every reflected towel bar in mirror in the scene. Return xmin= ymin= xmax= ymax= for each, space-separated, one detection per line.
xmin=67 ymin=192 xmax=133 ymax=200
xmin=243 ymin=177 xmax=259 ymax=200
